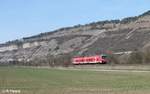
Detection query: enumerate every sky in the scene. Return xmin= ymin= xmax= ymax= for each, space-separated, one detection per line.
xmin=0 ymin=0 xmax=150 ymax=43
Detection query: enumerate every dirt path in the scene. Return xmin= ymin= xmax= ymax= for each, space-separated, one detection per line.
xmin=17 ymin=65 xmax=150 ymax=73
xmin=56 ymin=67 xmax=150 ymax=73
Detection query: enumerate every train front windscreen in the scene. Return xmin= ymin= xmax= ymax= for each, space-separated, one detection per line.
xmin=101 ymin=54 xmax=108 ymax=63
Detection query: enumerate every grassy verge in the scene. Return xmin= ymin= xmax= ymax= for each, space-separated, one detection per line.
xmin=0 ymin=67 xmax=150 ymax=94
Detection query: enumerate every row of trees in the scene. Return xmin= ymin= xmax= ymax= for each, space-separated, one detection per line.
xmin=1 ymin=47 xmax=150 ymax=66
xmin=108 ymin=48 xmax=150 ymax=64
xmin=22 ymin=53 xmax=73 ymax=67
xmin=0 ymin=54 xmax=73 ymax=67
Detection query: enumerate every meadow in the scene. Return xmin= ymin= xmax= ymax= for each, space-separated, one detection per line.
xmin=0 ymin=67 xmax=150 ymax=94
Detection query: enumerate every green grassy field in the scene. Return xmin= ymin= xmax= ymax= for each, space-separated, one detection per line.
xmin=0 ymin=67 xmax=150 ymax=94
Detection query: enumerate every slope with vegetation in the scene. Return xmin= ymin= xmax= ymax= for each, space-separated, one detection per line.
xmin=0 ymin=11 xmax=150 ymax=66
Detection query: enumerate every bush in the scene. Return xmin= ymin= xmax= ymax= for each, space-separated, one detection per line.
xmin=46 ymin=53 xmax=72 ymax=67
xmin=107 ymin=54 xmax=120 ymax=64
xmin=143 ymin=48 xmax=150 ymax=63
xmin=127 ymin=51 xmax=143 ymax=64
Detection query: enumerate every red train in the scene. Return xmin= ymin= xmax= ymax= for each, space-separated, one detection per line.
xmin=72 ymin=54 xmax=108 ymax=64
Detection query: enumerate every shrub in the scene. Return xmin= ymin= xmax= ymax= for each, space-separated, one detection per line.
xmin=127 ymin=51 xmax=143 ymax=64
xmin=143 ymin=48 xmax=150 ymax=63
xmin=107 ymin=54 xmax=120 ymax=64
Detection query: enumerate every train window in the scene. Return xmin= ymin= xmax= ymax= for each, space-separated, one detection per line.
xmin=101 ymin=55 xmax=107 ymax=59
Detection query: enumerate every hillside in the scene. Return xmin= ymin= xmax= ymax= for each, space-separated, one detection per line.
xmin=0 ymin=10 xmax=150 ymax=65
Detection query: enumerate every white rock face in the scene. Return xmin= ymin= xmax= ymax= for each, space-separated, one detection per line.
xmin=22 ymin=41 xmax=42 ymax=49
xmin=0 ymin=45 xmax=18 ymax=52
xmin=0 ymin=41 xmax=47 ymax=52
xmin=23 ymin=43 xmax=31 ymax=48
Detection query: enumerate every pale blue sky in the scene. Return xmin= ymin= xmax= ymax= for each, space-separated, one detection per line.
xmin=0 ymin=0 xmax=150 ymax=43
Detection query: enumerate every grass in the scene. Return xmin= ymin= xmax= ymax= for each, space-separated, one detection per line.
xmin=0 ymin=67 xmax=150 ymax=94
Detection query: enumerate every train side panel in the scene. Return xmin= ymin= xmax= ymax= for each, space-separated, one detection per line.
xmin=72 ymin=55 xmax=105 ymax=64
